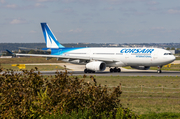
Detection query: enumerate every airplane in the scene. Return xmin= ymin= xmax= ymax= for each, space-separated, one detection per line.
xmin=16 ymin=23 xmax=176 ymax=73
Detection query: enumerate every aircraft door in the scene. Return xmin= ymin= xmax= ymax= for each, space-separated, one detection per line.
xmin=153 ymin=50 xmax=158 ymax=60
xmin=88 ymin=48 xmax=93 ymax=60
xmin=124 ymin=53 xmax=130 ymax=65
xmin=151 ymin=50 xmax=159 ymax=65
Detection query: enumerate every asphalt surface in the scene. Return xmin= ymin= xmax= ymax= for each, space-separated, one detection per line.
xmin=2 ymin=61 xmax=180 ymax=76
xmin=1 ymin=68 xmax=180 ymax=76
xmin=39 ymin=70 xmax=180 ymax=76
xmin=37 ymin=62 xmax=180 ymax=76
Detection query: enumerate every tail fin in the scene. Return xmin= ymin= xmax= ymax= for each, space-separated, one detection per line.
xmin=41 ymin=23 xmax=65 ymax=48
xmin=6 ymin=49 xmax=14 ymax=55
xmin=6 ymin=50 xmax=15 ymax=57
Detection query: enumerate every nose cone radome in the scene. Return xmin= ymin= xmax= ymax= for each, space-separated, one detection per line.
xmin=162 ymin=55 xmax=176 ymax=65
xmin=170 ymin=55 xmax=176 ymax=63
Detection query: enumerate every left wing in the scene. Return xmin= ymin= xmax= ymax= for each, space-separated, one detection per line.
xmin=16 ymin=53 xmax=118 ymax=62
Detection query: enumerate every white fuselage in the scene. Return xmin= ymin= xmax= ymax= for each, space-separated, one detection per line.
xmin=62 ymin=47 xmax=175 ymax=67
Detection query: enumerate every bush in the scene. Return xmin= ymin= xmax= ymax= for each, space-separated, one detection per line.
xmin=0 ymin=68 xmax=138 ymax=118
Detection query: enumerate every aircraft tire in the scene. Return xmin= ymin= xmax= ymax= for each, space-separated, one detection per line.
xmin=88 ymin=70 xmax=92 ymax=73
xmin=157 ymin=70 xmax=162 ymax=73
xmin=110 ymin=68 xmax=114 ymax=72
xmin=117 ymin=68 xmax=121 ymax=72
xmin=114 ymin=68 xmax=117 ymax=72
xmin=84 ymin=69 xmax=88 ymax=73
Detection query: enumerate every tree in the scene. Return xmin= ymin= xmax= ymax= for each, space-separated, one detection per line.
xmin=28 ymin=50 xmax=36 ymax=54
xmin=171 ymin=47 xmax=175 ymax=50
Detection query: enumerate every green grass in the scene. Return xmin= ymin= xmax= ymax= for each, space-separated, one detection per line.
xmin=140 ymin=112 xmax=180 ymax=119
xmin=79 ymin=76 xmax=180 ymax=115
xmin=0 ymin=57 xmax=64 ymax=64
xmin=0 ymin=57 xmax=65 ymax=71
xmin=1 ymin=64 xmax=65 ymax=71
xmin=175 ymin=57 xmax=180 ymax=60
xmin=43 ymin=112 xmax=180 ymax=119
xmin=42 ymin=108 xmax=138 ymax=119
xmin=123 ymin=64 xmax=180 ymax=71
xmin=1 ymin=57 xmax=180 ymax=116
xmin=42 ymin=110 xmax=180 ymax=119
xmin=41 ymin=75 xmax=180 ymax=118
xmin=150 ymin=64 xmax=180 ymax=71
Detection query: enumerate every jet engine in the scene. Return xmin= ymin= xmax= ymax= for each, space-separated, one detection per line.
xmin=131 ymin=66 xmax=150 ymax=70
xmin=86 ymin=61 xmax=106 ymax=71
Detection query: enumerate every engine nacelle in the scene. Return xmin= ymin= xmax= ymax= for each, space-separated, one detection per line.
xmin=86 ymin=61 xmax=106 ymax=71
xmin=131 ymin=66 xmax=150 ymax=70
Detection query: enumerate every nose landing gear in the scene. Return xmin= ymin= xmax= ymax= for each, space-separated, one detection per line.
xmin=110 ymin=67 xmax=121 ymax=73
xmin=157 ymin=66 xmax=162 ymax=73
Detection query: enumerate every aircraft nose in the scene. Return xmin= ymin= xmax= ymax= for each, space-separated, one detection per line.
xmin=173 ymin=55 xmax=176 ymax=60
xmin=171 ymin=55 xmax=176 ymax=62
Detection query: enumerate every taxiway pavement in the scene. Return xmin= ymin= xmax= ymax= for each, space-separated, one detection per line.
xmin=20 ymin=61 xmax=180 ymax=76
xmin=39 ymin=70 xmax=180 ymax=76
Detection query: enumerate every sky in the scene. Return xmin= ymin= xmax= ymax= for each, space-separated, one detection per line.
xmin=0 ymin=0 xmax=180 ymax=44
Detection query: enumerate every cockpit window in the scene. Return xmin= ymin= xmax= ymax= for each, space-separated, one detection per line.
xmin=164 ymin=53 xmax=173 ymax=55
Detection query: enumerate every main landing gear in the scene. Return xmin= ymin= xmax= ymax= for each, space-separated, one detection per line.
xmin=84 ymin=67 xmax=121 ymax=73
xmin=110 ymin=67 xmax=121 ymax=73
xmin=84 ymin=69 xmax=95 ymax=73
xmin=157 ymin=66 xmax=162 ymax=73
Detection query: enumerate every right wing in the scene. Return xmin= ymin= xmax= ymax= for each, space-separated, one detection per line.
xmin=18 ymin=47 xmax=50 ymax=52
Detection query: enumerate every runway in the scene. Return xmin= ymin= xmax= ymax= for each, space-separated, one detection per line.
xmin=39 ymin=70 xmax=180 ymax=76
xmin=4 ymin=61 xmax=180 ymax=76
xmin=38 ymin=62 xmax=180 ymax=76
xmin=1 ymin=68 xmax=180 ymax=76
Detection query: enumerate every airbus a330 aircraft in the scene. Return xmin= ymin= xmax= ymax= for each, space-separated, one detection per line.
xmin=16 ymin=23 xmax=176 ymax=73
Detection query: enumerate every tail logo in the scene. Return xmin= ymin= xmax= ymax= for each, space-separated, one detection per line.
xmin=41 ymin=23 xmax=64 ymax=48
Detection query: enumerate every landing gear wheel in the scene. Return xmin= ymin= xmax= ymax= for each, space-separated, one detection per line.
xmin=88 ymin=70 xmax=92 ymax=73
xmin=117 ymin=68 xmax=121 ymax=72
xmin=110 ymin=68 xmax=114 ymax=72
xmin=84 ymin=69 xmax=88 ymax=73
xmin=84 ymin=69 xmax=95 ymax=73
xmin=157 ymin=70 xmax=162 ymax=73
xmin=157 ymin=66 xmax=162 ymax=74
xmin=109 ymin=67 xmax=121 ymax=73
xmin=114 ymin=68 xmax=117 ymax=72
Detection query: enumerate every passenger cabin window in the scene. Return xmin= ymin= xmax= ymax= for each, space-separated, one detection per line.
xmin=164 ymin=53 xmax=173 ymax=55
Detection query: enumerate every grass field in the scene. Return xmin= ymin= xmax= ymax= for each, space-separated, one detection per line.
xmin=78 ymin=75 xmax=180 ymax=115
xmin=1 ymin=64 xmax=65 ymax=71
xmin=0 ymin=57 xmax=65 ymax=71
xmin=0 ymin=57 xmax=64 ymax=64
xmin=150 ymin=64 xmax=180 ymax=71
xmin=1 ymin=57 xmax=180 ymax=116
xmin=175 ymin=57 xmax=180 ymax=60
xmin=123 ymin=63 xmax=180 ymax=71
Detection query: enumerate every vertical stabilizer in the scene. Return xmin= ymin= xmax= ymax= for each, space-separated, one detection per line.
xmin=41 ymin=23 xmax=65 ymax=48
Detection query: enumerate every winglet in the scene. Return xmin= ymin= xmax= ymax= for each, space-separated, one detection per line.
xmin=41 ymin=23 xmax=65 ymax=48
